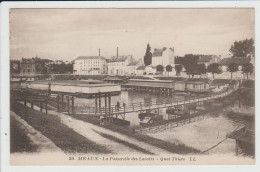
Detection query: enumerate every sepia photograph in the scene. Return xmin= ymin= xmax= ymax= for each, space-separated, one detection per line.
xmin=4 ymin=6 xmax=256 ymax=166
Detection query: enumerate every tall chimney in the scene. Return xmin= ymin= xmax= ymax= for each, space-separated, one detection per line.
xmin=117 ymin=47 xmax=118 ymax=58
xmin=99 ymin=48 xmax=100 ymax=56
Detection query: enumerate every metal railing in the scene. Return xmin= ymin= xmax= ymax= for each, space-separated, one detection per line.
xmin=74 ymin=83 xmax=238 ymax=115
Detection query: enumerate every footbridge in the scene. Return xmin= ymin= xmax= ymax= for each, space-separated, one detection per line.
xmin=73 ymin=83 xmax=239 ymax=119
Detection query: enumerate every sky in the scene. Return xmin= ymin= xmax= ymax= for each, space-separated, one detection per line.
xmin=10 ymin=8 xmax=254 ymax=61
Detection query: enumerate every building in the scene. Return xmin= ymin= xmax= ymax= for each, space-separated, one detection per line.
xmin=151 ymin=47 xmax=175 ymax=67
xmin=73 ymin=56 xmax=107 ymax=75
xmin=107 ymin=55 xmax=133 ymax=75
xmin=174 ymin=78 xmax=211 ymax=93
xmin=218 ymin=57 xmax=251 ymax=79
xmin=20 ymin=56 xmax=51 ymax=75
xmin=127 ymin=61 xmax=139 ymax=75
xmin=197 ymin=55 xmax=221 ymax=68
xmin=136 ymin=66 xmax=146 ymax=76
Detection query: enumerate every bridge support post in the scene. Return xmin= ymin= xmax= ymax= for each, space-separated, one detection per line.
xmin=98 ymin=92 xmax=101 ymax=113
xmin=95 ymin=94 xmax=98 ymax=114
xmin=105 ymin=94 xmax=107 ymax=120
xmin=40 ymin=101 xmax=43 ymax=112
xmin=108 ymin=94 xmax=111 ymax=122
xmin=45 ymin=101 xmax=48 ymax=114
xmin=31 ymin=102 xmax=34 ymax=109
xmin=61 ymin=94 xmax=64 ymax=110
xmin=67 ymin=97 xmax=70 ymax=115
xmin=57 ymin=95 xmax=60 ymax=112
xmin=72 ymin=96 xmax=75 ymax=115
xmin=24 ymin=101 xmax=26 ymax=106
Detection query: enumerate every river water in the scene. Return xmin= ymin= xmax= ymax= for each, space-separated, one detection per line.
xmin=75 ymin=90 xmax=191 ymax=125
xmin=75 ymin=89 xmax=254 ymax=158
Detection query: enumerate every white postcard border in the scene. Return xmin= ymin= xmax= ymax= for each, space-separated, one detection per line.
xmin=1 ymin=1 xmax=260 ymax=172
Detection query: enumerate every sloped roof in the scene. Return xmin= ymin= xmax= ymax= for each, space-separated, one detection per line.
xmin=127 ymin=61 xmax=139 ymax=66
xmin=75 ymin=56 xmax=106 ymax=60
xmin=219 ymin=57 xmax=251 ymax=65
xmin=107 ymin=56 xmax=127 ymax=63
xmin=152 ymin=48 xmax=164 ymax=57
xmin=198 ymin=55 xmax=213 ymax=62
xmin=137 ymin=66 xmax=146 ymax=70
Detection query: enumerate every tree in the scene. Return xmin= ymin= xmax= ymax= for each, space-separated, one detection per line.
xmin=166 ymin=65 xmax=172 ymax=76
xmin=207 ymin=63 xmax=221 ymax=78
xmin=229 ymin=38 xmax=255 ymax=57
xmin=242 ymin=63 xmax=253 ymax=79
xmin=176 ymin=54 xmax=199 ymax=78
xmin=197 ymin=64 xmax=206 ymax=75
xmin=185 ymin=65 xmax=199 ymax=78
xmin=144 ymin=44 xmax=152 ymax=66
xmin=156 ymin=65 xmax=164 ymax=75
xmin=227 ymin=63 xmax=238 ymax=79
xmin=175 ymin=64 xmax=182 ymax=76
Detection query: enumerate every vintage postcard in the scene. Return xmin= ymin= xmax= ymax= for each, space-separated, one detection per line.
xmin=1 ymin=1 xmax=258 ymax=169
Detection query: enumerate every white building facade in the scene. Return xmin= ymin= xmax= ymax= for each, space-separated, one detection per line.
xmin=151 ymin=47 xmax=175 ymax=67
xmin=73 ymin=56 xmax=107 ymax=75
xmin=107 ymin=55 xmax=133 ymax=75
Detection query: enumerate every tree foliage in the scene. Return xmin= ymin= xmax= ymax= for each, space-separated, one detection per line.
xmin=175 ymin=64 xmax=182 ymax=75
xmin=156 ymin=65 xmax=164 ymax=73
xmin=144 ymin=44 xmax=152 ymax=66
xmin=227 ymin=63 xmax=238 ymax=79
xmin=242 ymin=63 xmax=254 ymax=79
xmin=51 ymin=63 xmax=73 ymax=74
xmin=185 ymin=65 xmax=199 ymax=78
xmin=175 ymin=54 xmax=200 ymax=77
xmin=166 ymin=65 xmax=172 ymax=72
xmin=207 ymin=63 xmax=221 ymax=78
xmin=229 ymin=38 xmax=255 ymax=57
xmin=166 ymin=65 xmax=172 ymax=76
xmin=10 ymin=60 xmax=20 ymax=74
xmin=197 ymin=64 xmax=206 ymax=74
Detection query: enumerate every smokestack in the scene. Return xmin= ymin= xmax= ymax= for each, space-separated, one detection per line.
xmin=99 ymin=48 xmax=100 ymax=56
xmin=117 ymin=47 xmax=118 ymax=58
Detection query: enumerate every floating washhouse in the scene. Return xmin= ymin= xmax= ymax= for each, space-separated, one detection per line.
xmin=124 ymin=78 xmax=211 ymax=93
xmin=103 ymin=76 xmax=125 ymax=84
xmin=10 ymin=75 xmax=36 ymax=90
xmin=124 ymin=79 xmax=175 ymax=93
xmin=23 ymin=80 xmax=121 ymax=97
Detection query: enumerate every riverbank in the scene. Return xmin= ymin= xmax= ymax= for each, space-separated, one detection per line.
xmin=144 ymin=87 xmax=254 ymax=157
xmin=11 ymin=102 xmax=111 ymax=154
xmin=70 ymin=113 xmax=200 ymax=154
xmin=10 ymin=114 xmax=38 ymax=153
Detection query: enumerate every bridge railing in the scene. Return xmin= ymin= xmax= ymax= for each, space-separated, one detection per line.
xmin=73 ymin=84 xmax=238 ymax=115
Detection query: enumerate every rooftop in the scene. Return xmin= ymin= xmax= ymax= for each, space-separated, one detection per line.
xmin=75 ymin=56 xmax=106 ymax=60
xmin=127 ymin=61 xmax=139 ymax=66
xmin=107 ymin=57 xmax=127 ymax=63
xmin=219 ymin=57 xmax=251 ymax=65
xmin=136 ymin=66 xmax=146 ymax=70
xmin=198 ymin=55 xmax=215 ymax=62
xmin=32 ymin=80 xmax=118 ymax=87
xmin=152 ymin=48 xmax=164 ymax=57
